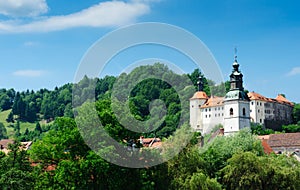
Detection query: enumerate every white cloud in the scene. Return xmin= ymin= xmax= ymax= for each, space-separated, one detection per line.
xmin=23 ymin=41 xmax=39 ymax=46
xmin=13 ymin=69 xmax=45 ymax=77
xmin=0 ymin=0 xmax=48 ymax=17
xmin=0 ymin=1 xmax=150 ymax=33
xmin=287 ymin=67 xmax=300 ymax=76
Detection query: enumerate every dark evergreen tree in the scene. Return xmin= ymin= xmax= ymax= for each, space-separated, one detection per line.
xmin=6 ymin=111 xmax=14 ymax=123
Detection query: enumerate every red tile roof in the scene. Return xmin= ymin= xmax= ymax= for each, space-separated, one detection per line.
xmin=275 ymin=94 xmax=294 ymax=106
xmin=201 ymin=96 xmax=224 ymax=108
xmin=190 ymin=91 xmax=208 ymax=100
xmin=261 ymin=139 xmax=273 ymax=154
xmin=140 ymin=137 xmax=162 ymax=148
xmin=247 ymin=92 xmax=294 ymax=106
xmin=248 ymin=92 xmax=268 ymax=101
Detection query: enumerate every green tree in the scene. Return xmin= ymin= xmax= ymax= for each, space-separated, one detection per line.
xmin=0 ymin=142 xmax=34 ymax=190
xmin=201 ymin=128 xmax=264 ymax=178
xmin=221 ymin=152 xmax=267 ymax=190
xmin=221 ymin=152 xmax=300 ymax=190
xmin=188 ymin=172 xmax=222 ymax=190
xmin=0 ymin=93 xmax=11 ymax=111
xmin=34 ymin=122 xmax=42 ymax=134
xmin=6 ymin=111 xmax=14 ymax=123
xmin=14 ymin=121 xmax=21 ymax=138
xmin=0 ymin=122 xmax=7 ymax=140
xmin=293 ymin=103 xmax=300 ymax=123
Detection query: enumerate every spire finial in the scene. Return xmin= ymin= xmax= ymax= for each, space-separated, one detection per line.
xmin=234 ymin=46 xmax=238 ymax=62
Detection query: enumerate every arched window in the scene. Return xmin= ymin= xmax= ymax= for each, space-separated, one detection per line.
xmin=230 ymin=108 xmax=233 ymax=116
xmin=243 ymin=108 xmax=246 ymax=116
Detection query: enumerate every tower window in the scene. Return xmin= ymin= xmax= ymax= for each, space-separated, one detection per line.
xmin=230 ymin=108 xmax=233 ymax=116
xmin=243 ymin=108 xmax=246 ymax=116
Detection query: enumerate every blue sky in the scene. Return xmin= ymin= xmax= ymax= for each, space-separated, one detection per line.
xmin=0 ymin=0 xmax=300 ymax=102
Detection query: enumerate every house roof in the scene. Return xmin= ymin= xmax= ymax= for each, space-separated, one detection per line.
xmin=248 ymin=92 xmax=268 ymax=101
xmin=0 ymin=139 xmax=14 ymax=149
xmin=267 ymin=133 xmax=300 ymax=148
xmin=190 ymin=91 xmax=208 ymax=100
xmin=261 ymin=139 xmax=273 ymax=154
xmin=201 ymin=96 xmax=224 ymax=108
xmin=275 ymin=94 xmax=294 ymax=106
xmin=140 ymin=137 xmax=162 ymax=148
xmin=247 ymin=92 xmax=294 ymax=106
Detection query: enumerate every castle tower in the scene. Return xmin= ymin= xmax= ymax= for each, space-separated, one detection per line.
xmin=190 ymin=76 xmax=208 ymax=133
xmin=223 ymin=54 xmax=250 ymax=135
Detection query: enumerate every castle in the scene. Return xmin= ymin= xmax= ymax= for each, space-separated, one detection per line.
xmin=190 ymin=56 xmax=294 ymax=135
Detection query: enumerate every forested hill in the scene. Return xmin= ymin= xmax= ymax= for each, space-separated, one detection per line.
xmin=0 ymin=63 xmax=300 ymax=189
xmin=1 ymin=63 xmax=220 ymax=140
xmin=0 ymin=63 xmax=299 ymax=141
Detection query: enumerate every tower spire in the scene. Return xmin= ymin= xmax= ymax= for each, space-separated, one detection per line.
xmin=197 ymin=75 xmax=204 ymax=91
xmin=229 ymin=47 xmax=244 ymax=91
xmin=234 ymin=47 xmax=238 ymax=62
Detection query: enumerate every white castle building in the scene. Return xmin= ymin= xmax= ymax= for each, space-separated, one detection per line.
xmin=190 ymin=56 xmax=294 ymax=135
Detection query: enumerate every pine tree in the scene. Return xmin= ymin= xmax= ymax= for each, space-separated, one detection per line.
xmin=6 ymin=111 xmax=14 ymax=123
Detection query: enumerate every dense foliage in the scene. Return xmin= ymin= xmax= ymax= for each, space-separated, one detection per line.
xmin=1 ymin=120 xmax=299 ymax=189
xmin=0 ymin=63 xmax=299 ymax=189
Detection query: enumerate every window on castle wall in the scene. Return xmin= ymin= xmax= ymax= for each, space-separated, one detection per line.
xmin=243 ymin=108 xmax=246 ymax=116
xmin=251 ymin=102 xmax=254 ymax=105
xmin=230 ymin=108 xmax=233 ymax=116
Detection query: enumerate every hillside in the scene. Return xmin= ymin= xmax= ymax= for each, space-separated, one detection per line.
xmin=0 ymin=109 xmax=48 ymax=139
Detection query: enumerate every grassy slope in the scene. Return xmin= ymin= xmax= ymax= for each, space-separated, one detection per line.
xmin=0 ymin=109 xmax=36 ymax=138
